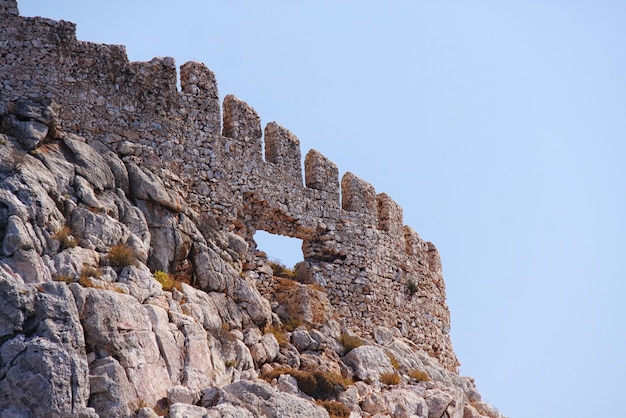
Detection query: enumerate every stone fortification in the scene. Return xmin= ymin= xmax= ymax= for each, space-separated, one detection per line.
xmin=0 ymin=0 xmax=458 ymax=370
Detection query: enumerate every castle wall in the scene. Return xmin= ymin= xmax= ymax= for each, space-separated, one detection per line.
xmin=0 ymin=1 xmax=459 ymax=371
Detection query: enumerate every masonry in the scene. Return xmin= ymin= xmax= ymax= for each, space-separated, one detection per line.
xmin=0 ymin=0 xmax=459 ymax=371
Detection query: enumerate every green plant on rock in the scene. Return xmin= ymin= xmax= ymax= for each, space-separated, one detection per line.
xmin=407 ymin=278 xmax=418 ymax=297
xmin=154 ymin=270 xmax=182 ymax=291
xmin=106 ymin=244 xmax=137 ymax=268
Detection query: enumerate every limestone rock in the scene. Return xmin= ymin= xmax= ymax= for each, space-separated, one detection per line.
xmin=291 ymin=327 xmax=318 ymax=352
xmin=221 ymin=379 xmax=329 ymax=417
xmin=71 ymin=286 xmax=171 ymax=405
xmin=88 ymin=357 xmax=137 ymax=418
xmin=0 ymin=282 xmax=93 ymax=417
xmin=169 ymin=403 xmax=211 ymax=418
xmin=63 ymin=135 xmax=115 ymax=191
xmin=127 ymin=162 xmax=183 ymax=212
xmin=343 ymin=345 xmax=395 ymax=382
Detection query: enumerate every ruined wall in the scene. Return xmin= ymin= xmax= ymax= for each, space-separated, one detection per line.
xmin=0 ymin=0 xmax=458 ymax=371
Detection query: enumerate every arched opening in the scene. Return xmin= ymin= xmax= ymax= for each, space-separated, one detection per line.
xmin=253 ymin=230 xmax=303 ymax=272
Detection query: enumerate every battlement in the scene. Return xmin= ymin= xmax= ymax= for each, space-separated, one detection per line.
xmin=0 ymin=3 xmax=459 ymax=371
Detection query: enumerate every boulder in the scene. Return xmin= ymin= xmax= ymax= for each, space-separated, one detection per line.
xmin=88 ymin=357 xmax=138 ymax=418
xmin=343 ymin=345 xmax=395 ymax=382
xmin=221 ymin=379 xmax=329 ymax=417
xmin=71 ymin=286 xmax=171 ymax=405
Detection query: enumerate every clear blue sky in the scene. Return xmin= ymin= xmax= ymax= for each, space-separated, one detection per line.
xmin=19 ymin=2 xmax=626 ymax=416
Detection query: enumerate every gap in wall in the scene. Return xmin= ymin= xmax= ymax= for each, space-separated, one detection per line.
xmin=253 ymin=230 xmax=303 ymax=270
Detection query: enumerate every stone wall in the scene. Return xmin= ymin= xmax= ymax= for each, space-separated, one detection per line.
xmin=0 ymin=0 xmax=459 ymax=371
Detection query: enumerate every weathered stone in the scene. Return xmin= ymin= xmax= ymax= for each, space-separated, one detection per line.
xmin=70 ymin=207 xmax=130 ymax=251
xmin=127 ymin=162 xmax=183 ymax=212
xmin=169 ymin=312 xmax=215 ymax=390
xmin=221 ymin=379 xmax=329 ymax=417
xmin=0 ymin=6 xmax=505 ymax=417
xmin=63 ymin=135 xmax=115 ymax=191
xmin=2 ymin=215 xmax=34 ymax=255
xmin=343 ymin=345 xmax=395 ymax=382
xmin=0 ymin=282 xmax=93 ymax=417
xmin=169 ymin=403 xmax=210 ymax=418
xmin=72 ymin=287 xmax=171 ymax=405
xmin=260 ymin=332 xmax=280 ymax=362
xmin=88 ymin=357 xmax=138 ymax=418
xmin=52 ymin=246 xmax=100 ymax=279
xmin=168 ymin=385 xmax=200 ymax=405
xmin=243 ymin=327 xmax=262 ymax=346
xmin=291 ymin=328 xmax=318 ymax=352
xmin=74 ymin=174 xmax=101 ymax=208
xmin=3 ymin=249 xmax=52 ymax=283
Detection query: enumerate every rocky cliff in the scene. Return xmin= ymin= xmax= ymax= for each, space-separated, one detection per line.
xmin=0 ymin=1 xmax=505 ymax=417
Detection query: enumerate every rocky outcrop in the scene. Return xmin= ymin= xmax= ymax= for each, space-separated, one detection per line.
xmin=0 ymin=2 xmax=506 ymax=417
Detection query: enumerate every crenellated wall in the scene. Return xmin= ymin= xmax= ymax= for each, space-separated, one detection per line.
xmin=0 ymin=1 xmax=459 ymax=371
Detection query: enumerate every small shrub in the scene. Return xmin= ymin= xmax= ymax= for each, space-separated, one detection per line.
xmin=78 ymin=275 xmax=106 ymax=290
xmin=380 ymin=371 xmax=401 ymax=385
xmin=154 ymin=270 xmax=181 ymax=291
xmin=318 ymin=400 xmax=351 ymax=418
xmin=407 ymin=278 xmax=418 ymax=297
xmin=54 ymin=274 xmax=75 ymax=284
xmin=53 ymin=226 xmax=77 ymax=250
xmin=269 ymin=259 xmax=296 ymax=279
xmin=408 ymin=369 xmax=431 ymax=382
xmin=224 ymin=360 xmax=236 ymax=368
xmin=80 ymin=264 xmax=101 ymax=281
xmin=338 ymin=333 xmax=364 ymax=353
xmin=283 ymin=317 xmax=303 ymax=332
xmin=262 ymin=366 xmax=351 ymax=400
xmin=107 ymin=244 xmax=137 ymax=268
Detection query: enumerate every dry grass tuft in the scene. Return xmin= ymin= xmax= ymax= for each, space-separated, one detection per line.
xmin=107 ymin=244 xmax=137 ymax=268
xmin=317 ymin=400 xmax=351 ymax=418
xmin=386 ymin=351 xmax=400 ymax=369
xmin=380 ymin=371 xmax=401 ymax=385
xmin=338 ymin=333 xmax=364 ymax=353
xmin=53 ymin=226 xmax=77 ymax=250
xmin=264 ymin=324 xmax=289 ymax=348
xmin=262 ymin=366 xmax=352 ymax=400
xmin=269 ymin=259 xmax=296 ymax=279
xmin=408 ymin=369 xmax=431 ymax=382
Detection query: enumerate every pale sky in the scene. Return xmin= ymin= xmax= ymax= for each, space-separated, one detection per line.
xmin=18 ymin=2 xmax=626 ymax=416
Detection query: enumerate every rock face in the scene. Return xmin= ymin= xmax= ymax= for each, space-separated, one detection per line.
xmin=0 ymin=1 xmax=506 ymax=417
